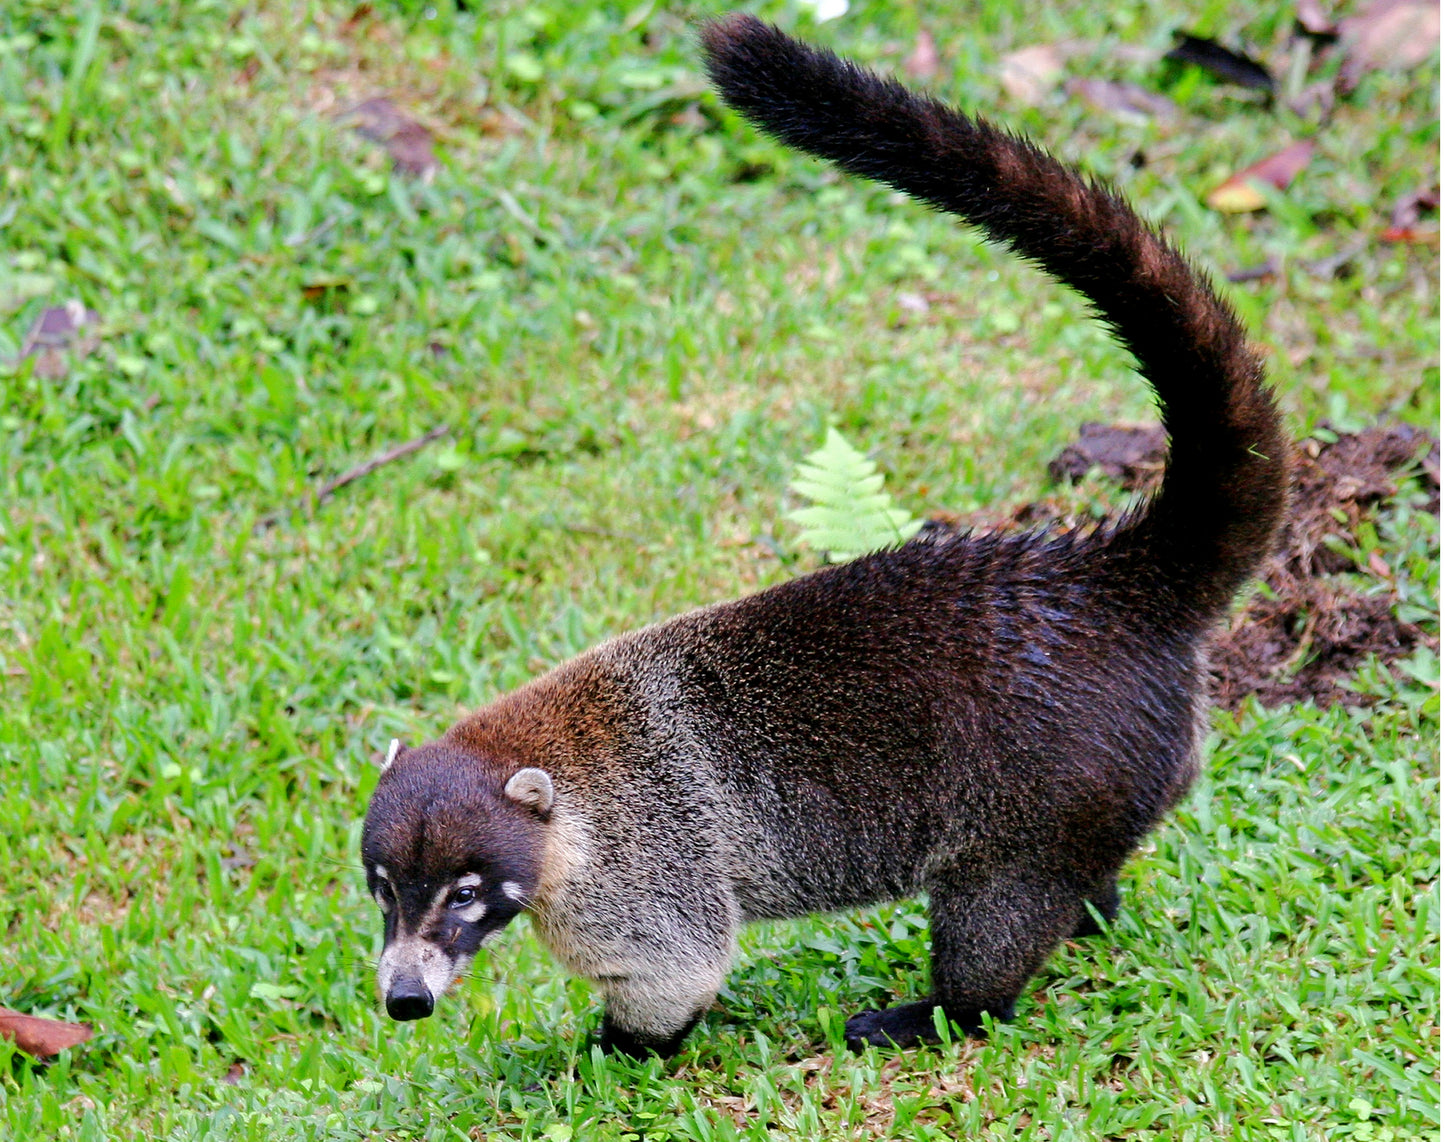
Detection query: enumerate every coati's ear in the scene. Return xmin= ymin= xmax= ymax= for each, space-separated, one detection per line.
xmin=504 ymin=767 xmax=554 ymax=816
xmin=379 ymin=739 xmax=403 ymax=772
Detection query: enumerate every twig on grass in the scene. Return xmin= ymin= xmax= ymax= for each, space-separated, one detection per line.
xmin=254 ymin=425 xmax=450 ymax=533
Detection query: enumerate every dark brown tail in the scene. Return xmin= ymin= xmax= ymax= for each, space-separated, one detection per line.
xmin=700 ymin=14 xmax=1287 ymax=619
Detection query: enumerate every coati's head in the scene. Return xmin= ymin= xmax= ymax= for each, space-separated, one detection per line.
xmin=359 ymin=739 xmax=551 ymax=1021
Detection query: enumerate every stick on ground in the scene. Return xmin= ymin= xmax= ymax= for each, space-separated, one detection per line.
xmin=254 ymin=425 xmax=450 ymax=532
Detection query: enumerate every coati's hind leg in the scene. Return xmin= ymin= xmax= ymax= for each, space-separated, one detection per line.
xmin=844 ymin=866 xmax=1085 ymax=1050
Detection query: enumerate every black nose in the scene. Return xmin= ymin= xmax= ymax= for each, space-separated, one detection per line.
xmin=385 ymin=979 xmax=434 ymax=1021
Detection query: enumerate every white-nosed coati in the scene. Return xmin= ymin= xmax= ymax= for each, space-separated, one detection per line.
xmin=359 ymin=13 xmax=1288 ymax=1057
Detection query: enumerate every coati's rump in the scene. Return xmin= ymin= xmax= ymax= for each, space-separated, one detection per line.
xmin=359 ymin=14 xmax=1288 ymax=1057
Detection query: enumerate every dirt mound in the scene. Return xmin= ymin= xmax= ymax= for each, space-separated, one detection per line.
xmin=1210 ymin=423 xmax=1437 ymax=709
xmin=972 ymin=422 xmax=1439 ymax=709
xmin=1046 ymin=421 xmax=1166 ymax=491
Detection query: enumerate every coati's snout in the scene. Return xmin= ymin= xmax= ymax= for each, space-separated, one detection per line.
xmin=360 ymin=740 xmax=552 ymax=1021
xmin=384 ymin=975 xmax=434 ymax=1021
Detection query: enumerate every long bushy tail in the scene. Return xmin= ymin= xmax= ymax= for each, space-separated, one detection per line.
xmin=700 ymin=14 xmax=1287 ymax=619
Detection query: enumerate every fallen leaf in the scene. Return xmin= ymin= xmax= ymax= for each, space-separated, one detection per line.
xmin=1381 ymin=198 xmax=1440 ymax=239
xmin=0 ymin=1009 xmax=93 ymax=1058
xmin=342 ymin=3 xmax=375 ymax=33
xmin=1165 ymin=33 xmax=1276 ymax=92
xmin=19 ymin=300 xmax=102 ymax=380
xmin=1390 ymin=184 xmax=1439 ymax=228
xmin=1206 ymin=140 xmax=1315 ymax=213
xmin=904 ymin=30 xmax=940 ymax=82
xmin=1367 ymin=551 xmax=1392 ymax=577
xmin=342 ymin=96 xmax=438 ymax=179
xmin=300 ymin=274 xmax=353 ymax=302
xmin=1380 ymin=226 xmax=1440 ymax=244
xmin=1226 ymin=259 xmax=1282 ymax=283
xmin=1064 ymin=78 xmax=1178 ymax=121
xmin=1340 ymin=0 xmax=1441 ymax=87
xmin=1000 ymin=44 xmax=1064 ymax=106
xmin=1296 ymin=0 xmax=1339 ymax=36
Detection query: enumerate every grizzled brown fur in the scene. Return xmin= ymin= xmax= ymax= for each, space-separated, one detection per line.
xmin=359 ymin=14 xmax=1288 ymax=1057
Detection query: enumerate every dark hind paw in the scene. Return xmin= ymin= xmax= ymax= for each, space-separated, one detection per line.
xmin=842 ymin=1001 xmax=949 ymax=1050
xmin=844 ymin=1000 xmax=1010 ymax=1050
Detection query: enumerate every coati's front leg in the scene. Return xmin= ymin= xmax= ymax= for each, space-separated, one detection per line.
xmin=844 ymin=866 xmax=1085 ymax=1050
xmin=577 ymin=887 xmax=738 ymax=1058
xmin=596 ymin=960 xmax=726 ymax=1058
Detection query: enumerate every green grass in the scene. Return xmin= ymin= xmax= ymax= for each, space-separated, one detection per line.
xmin=0 ymin=1 xmax=1437 ymax=1138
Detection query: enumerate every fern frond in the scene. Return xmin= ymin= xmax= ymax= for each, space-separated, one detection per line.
xmin=786 ymin=428 xmax=923 ymax=562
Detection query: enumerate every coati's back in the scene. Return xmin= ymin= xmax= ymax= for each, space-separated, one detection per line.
xmin=607 ymin=527 xmax=1214 ymax=921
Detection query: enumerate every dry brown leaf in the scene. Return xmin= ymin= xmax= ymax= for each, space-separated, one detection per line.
xmin=1297 ymin=0 xmax=1339 ymax=35
xmin=905 ymin=30 xmax=941 ymax=82
xmin=0 ymin=1008 xmax=93 ymax=1058
xmin=1390 ymin=184 xmax=1440 ymax=227
xmin=1000 ymin=45 xmax=1064 ymax=106
xmin=19 ymin=300 xmax=102 ymax=380
xmin=1383 ymin=185 xmax=1440 ymax=242
xmin=342 ymin=96 xmax=438 ymax=178
xmin=1340 ymin=0 xmax=1440 ymax=87
xmin=1380 ymin=226 xmax=1440 ymax=244
xmin=1206 ymin=140 xmax=1315 ymax=213
xmin=1064 ymin=78 xmax=1178 ymax=121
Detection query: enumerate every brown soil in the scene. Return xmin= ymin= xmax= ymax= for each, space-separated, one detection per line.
xmin=952 ymin=422 xmax=1439 ymax=709
xmin=1045 ymin=421 xmax=1167 ymax=491
xmin=1209 ymin=423 xmax=1438 ymax=709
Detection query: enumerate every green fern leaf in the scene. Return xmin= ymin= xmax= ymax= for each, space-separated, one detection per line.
xmin=786 ymin=428 xmax=923 ymax=562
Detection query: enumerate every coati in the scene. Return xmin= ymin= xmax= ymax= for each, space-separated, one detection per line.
xmin=360 ymin=13 xmax=1288 ymax=1057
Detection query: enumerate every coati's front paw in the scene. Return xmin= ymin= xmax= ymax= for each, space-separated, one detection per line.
xmin=598 ymin=1014 xmax=697 ymax=1059
xmin=843 ymin=1000 xmax=1004 ymax=1050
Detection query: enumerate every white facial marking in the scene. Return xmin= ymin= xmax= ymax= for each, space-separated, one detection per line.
xmin=383 ymin=739 xmax=401 ymax=770
xmin=457 ymin=873 xmax=483 ymax=889
xmin=501 ymin=881 xmax=526 ymax=903
xmin=372 ymin=866 xmax=393 ymax=911
xmin=456 ymin=900 xmax=488 ymax=924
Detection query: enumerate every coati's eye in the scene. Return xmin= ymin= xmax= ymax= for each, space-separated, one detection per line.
xmin=373 ymin=878 xmax=394 ymax=912
xmin=449 ymin=885 xmax=478 ymax=909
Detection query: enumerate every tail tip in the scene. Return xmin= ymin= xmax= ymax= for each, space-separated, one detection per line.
xmin=698 ymin=11 xmax=773 ymax=67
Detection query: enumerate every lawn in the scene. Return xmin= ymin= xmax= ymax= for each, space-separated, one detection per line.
xmin=0 ymin=1 xmax=1437 ymax=1139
